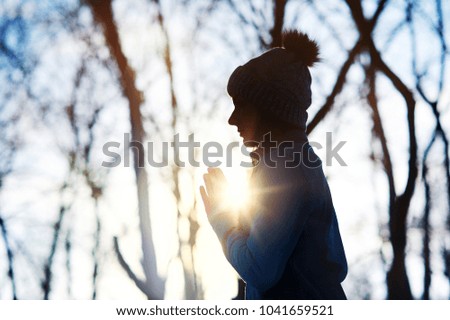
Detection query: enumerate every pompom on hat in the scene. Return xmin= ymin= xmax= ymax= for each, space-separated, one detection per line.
xmin=227 ymin=30 xmax=320 ymax=129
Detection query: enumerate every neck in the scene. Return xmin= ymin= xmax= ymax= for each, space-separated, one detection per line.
xmin=259 ymin=128 xmax=308 ymax=145
xmin=249 ymin=128 xmax=309 ymax=162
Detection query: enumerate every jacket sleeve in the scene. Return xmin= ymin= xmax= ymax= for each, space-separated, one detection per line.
xmin=209 ymin=163 xmax=318 ymax=292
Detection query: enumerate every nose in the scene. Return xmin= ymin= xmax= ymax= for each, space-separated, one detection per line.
xmin=228 ymin=108 xmax=239 ymax=127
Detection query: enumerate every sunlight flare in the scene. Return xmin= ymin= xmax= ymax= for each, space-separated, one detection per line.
xmin=222 ymin=168 xmax=251 ymax=214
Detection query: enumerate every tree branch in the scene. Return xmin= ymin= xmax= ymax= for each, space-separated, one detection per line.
xmin=87 ymin=0 xmax=165 ymax=299
xmin=307 ymin=39 xmax=362 ymax=134
xmin=113 ymin=236 xmax=153 ymax=299
xmin=270 ymin=0 xmax=288 ymax=48
xmin=307 ymin=0 xmax=389 ymax=134
xmin=0 ymin=216 xmax=17 ymax=299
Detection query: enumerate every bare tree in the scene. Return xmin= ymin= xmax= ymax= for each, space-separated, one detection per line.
xmin=406 ymin=0 xmax=450 ymax=299
xmin=87 ymin=0 xmax=165 ymax=299
xmin=0 ymin=4 xmax=28 ymax=300
xmin=1 ymin=0 xmax=449 ymax=300
xmin=151 ymin=0 xmax=201 ymax=299
xmin=200 ymin=0 xmax=449 ymax=299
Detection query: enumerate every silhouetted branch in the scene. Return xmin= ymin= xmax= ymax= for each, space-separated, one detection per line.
xmin=113 ymin=236 xmax=153 ymax=298
xmin=409 ymin=0 xmax=449 ymax=299
xmin=87 ymin=0 xmax=165 ymax=299
xmin=152 ymin=0 xmax=199 ymax=298
xmin=91 ymin=200 xmax=101 ymax=299
xmin=369 ymin=44 xmax=417 ymax=200
xmin=369 ymin=0 xmax=390 ymax=30
xmin=420 ymin=133 xmax=435 ymax=300
xmin=365 ymin=63 xmax=396 ymax=212
xmin=307 ymin=0 xmax=388 ymax=134
xmin=306 ymin=0 xmax=346 ymax=50
xmin=225 ymin=0 xmax=269 ymax=49
xmin=0 ymin=216 xmax=17 ymax=299
xmin=270 ymin=0 xmax=288 ymax=48
xmin=307 ymin=40 xmax=362 ymax=134
xmin=345 ymin=0 xmax=418 ymax=299
xmin=64 ymin=230 xmax=72 ymax=298
xmin=42 ymin=186 xmax=71 ymax=300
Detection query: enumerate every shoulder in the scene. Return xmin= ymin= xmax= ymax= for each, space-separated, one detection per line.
xmin=250 ymin=143 xmax=329 ymax=205
xmin=252 ymin=143 xmax=323 ymax=180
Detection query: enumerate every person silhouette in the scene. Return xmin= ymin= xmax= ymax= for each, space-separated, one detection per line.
xmin=200 ymin=30 xmax=347 ymax=300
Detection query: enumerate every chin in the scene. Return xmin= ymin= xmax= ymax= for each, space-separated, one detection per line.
xmin=243 ymin=139 xmax=259 ymax=148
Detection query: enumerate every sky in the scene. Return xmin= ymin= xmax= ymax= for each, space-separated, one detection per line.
xmin=0 ymin=0 xmax=450 ymax=300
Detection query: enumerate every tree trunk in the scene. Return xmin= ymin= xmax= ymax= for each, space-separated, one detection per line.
xmin=87 ymin=0 xmax=165 ymax=299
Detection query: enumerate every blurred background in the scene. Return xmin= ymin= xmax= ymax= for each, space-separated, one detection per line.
xmin=0 ymin=0 xmax=449 ymax=300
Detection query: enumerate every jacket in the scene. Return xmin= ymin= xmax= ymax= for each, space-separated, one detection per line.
xmin=208 ymin=133 xmax=347 ymax=299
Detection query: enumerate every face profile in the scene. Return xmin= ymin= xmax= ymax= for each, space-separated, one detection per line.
xmin=228 ymin=98 xmax=261 ymax=147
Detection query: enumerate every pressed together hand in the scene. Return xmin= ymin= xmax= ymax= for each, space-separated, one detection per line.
xmin=199 ymin=167 xmax=229 ymax=217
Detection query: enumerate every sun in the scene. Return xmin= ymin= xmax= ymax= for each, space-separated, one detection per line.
xmin=222 ymin=167 xmax=252 ymax=214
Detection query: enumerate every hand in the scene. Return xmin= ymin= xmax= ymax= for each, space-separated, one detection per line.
xmin=200 ymin=168 xmax=239 ymax=241
xmin=199 ymin=167 xmax=228 ymax=216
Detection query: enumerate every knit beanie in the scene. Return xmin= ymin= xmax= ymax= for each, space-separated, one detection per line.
xmin=227 ymin=30 xmax=320 ymax=129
